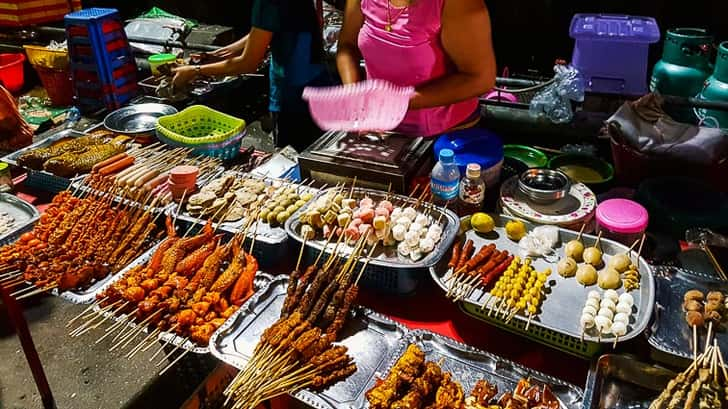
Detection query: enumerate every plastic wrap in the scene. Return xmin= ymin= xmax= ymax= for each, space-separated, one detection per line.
xmin=530 ymin=65 xmax=585 ymax=124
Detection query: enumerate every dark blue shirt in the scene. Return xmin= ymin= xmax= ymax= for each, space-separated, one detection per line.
xmin=251 ymin=0 xmax=327 ymax=113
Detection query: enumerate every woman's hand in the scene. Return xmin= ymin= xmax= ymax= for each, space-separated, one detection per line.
xmin=172 ymin=66 xmax=198 ymax=90
xmin=209 ymin=35 xmax=249 ymax=59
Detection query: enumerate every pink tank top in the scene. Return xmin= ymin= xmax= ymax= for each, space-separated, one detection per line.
xmin=358 ymin=0 xmax=478 ymax=137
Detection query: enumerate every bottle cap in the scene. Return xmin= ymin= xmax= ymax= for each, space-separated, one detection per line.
xmin=439 ymin=149 xmax=455 ymax=164
xmin=466 ymin=163 xmax=481 ymax=178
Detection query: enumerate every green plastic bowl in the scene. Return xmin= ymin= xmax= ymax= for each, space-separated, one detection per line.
xmin=503 ymin=145 xmax=549 ymax=168
xmin=548 ymin=154 xmax=614 ymax=191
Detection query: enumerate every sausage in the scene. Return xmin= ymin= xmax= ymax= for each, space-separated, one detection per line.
xmin=134 ymin=168 xmax=160 ymax=187
xmin=98 ymin=156 xmax=135 ymax=176
xmin=477 ymin=250 xmax=509 ymax=277
xmin=476 ymin=250 xmax=508 ymax=275
xmin=126 ymin=165 xmax=153 ymax=187
xmin=464 ymin=244 xmax=496 ymax=271
xmin=113 ymin=162 xmax=144 ymax=182
xmin=142 ymin=172 xmax=170 ymax=193
xmin=482 ymin=255 xmax=514 ymax=286
xmin=92 ymin=153 xmax=129 ymax=173
xmin=456 ymin=239 xmax=474 ymax=270
xmin=447 ymin=240 xmax=461 ymax=269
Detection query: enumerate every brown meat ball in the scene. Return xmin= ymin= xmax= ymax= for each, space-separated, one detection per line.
xmin=707 ymin=291 xmax=725 ymax=304
xmin=686 ymin=310 xmax=705 ymax=327
xmin=684 ymin=290 xmax=705 ymax=303
xmin=683 ymin=300 xmax=703 ymax=312
xmin=705 ymin=300 xmax=723 ymax=314
xmin=704 ymin=310 xmax=722 ymax=324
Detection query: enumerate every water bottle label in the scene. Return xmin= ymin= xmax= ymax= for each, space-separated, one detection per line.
xmin=431 ymin=178 xmax=459 ymax=200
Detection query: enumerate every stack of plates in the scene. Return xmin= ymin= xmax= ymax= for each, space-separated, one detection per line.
xmin=499 ymin=175 xmax=597 ymax=231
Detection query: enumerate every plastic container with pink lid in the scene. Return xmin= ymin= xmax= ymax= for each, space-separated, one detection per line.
xmin=595 ymin=198 xmax=649 ymax=246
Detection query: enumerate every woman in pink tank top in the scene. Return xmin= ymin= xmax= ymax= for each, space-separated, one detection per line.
xmin=337 ymin=0 xmax=496 ymax=137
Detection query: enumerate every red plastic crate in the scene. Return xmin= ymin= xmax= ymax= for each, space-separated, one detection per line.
xmin=0 ymin=0 xmax=81 ymax=27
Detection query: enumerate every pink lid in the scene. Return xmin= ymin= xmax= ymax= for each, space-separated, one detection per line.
xmin=596 ymin=199 xmax=649 ymax=234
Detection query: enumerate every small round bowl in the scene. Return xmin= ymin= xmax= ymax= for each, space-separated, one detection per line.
xmin=518 ymin=168 xmax=571 ymax=204
xmin=548 ymin=154 xmax=614 ymax=192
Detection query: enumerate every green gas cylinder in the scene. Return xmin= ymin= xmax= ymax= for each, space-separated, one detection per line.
xmin=651 ymin=28 xmax=713 ymax=122
xmin=698 ymin=41 xmax=728 ymax=129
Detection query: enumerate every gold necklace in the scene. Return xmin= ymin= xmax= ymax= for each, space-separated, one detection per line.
xmin=385 ymin=0 xmax=408 ymax=32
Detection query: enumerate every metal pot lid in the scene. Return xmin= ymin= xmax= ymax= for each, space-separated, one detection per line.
xmin=103 ymin=103 xmax=178 ymax=134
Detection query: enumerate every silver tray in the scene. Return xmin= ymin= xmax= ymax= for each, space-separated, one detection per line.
xmin=429 ymin=214 xmax=655 ymax=344
xmin=647 ymin=265 xmax=728 ymax=365
xmin=1 ymin=129 xmax=86 ymax=168
xmin=0 ymin=193 xmax=40 ymax=245
xmin=59 ymin=236 xmax=164 ymax=304
xmin=103 ymin=103 xmax=178 ymax=135
xmin=583 ymin=354 xmax=675 ymax=409
xmin=93 ymin=241 xmax=275 ymax=353
xmin=398 ymin=330 xmax=584 ymax=409
xmin=285 ymin=187 xmax=460 ymax=270
xmin=209 ymin=275 xmax=409 ymax=409
xmin=171 ymin=173 xmax=318 ymax=246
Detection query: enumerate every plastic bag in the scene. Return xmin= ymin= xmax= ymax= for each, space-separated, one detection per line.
xmin=529 ymin=65 xmax=585 ymax=124
xmin=0 ymin=86 xmax=33 ymax=151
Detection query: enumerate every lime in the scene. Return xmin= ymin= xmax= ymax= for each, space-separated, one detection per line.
xmin=505 ymin=220 xmax=527 ymax=241
xmin=459 ymin=216 xmax=472 ymax=236
xmin=471 ymin=213 xmax=495 ymax=234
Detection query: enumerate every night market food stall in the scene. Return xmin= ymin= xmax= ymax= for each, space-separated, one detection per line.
xmin=1 ymin=4 xmax=728 ymax=409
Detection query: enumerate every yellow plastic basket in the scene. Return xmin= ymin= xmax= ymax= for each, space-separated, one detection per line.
xmin=156 ymin=105 xmax=246 ymax=146
xmin=23 ymin=45 xmax=68 ymax=70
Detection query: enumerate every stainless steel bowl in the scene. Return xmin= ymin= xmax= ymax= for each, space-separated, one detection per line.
xmin=517 ymin=168 xmax=571 ymax=204
xmin=103 ymin=103 xmax=177 ymax=136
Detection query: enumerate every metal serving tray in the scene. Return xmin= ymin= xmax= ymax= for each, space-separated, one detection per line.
xmin=209 ymin=275 xmax=410 ymax=409
xmin=1 ymin=129 xmax=86 ymax=168
xmin=93 ymin=241 xmax=275 ymax=353
xmin=393 ymin=330 xmax=584 ymax=409
xmin=0 ymin=193 xmax=40 ymax=246
xmin=285 ymin=187 xmax=460 ymax=270
xmin=647 ymin=265 xmax=728 ymax=366
xmin=429 ymin=214 xmax=655 ymax=346
xmin=172 ymin=173 xmax=318 ymax=245
xmin=583 ymin=354 xmax=675 ymax=409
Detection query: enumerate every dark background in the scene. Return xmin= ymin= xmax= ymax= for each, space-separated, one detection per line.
xmin=83 ymin=0 xmax=728 ymax=75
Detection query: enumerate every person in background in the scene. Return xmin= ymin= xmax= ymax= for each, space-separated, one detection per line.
xmin=173 ymin=0 xmax=331 ymax=152
xmin=336 ymin=0 xmax=496 ymax=137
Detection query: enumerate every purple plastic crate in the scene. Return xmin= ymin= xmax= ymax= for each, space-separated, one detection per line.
xmin=570 ymin=14 xmax=660 ymax=95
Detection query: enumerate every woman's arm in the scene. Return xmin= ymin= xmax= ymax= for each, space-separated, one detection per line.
xmin=172 ymin=28 xmax=271 ymax=88
xmin=409 ymin=0 xmax=496 ymax=109
xmin=336 ymin=0 xmax=365 ymax=84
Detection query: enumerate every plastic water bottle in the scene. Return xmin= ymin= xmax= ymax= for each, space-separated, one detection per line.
xmin=430 ymin=149 xmax=460 ymax=206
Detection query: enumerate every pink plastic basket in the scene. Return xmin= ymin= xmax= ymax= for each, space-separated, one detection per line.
xmin=302 ymin=79 xmax=414 ymax=132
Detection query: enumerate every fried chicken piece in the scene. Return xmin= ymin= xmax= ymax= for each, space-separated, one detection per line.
xmin=124 ymin=286 xmax=145 ymax=303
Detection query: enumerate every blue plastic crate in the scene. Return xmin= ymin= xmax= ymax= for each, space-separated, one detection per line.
xmin=65 ymin=8 xmax=136 ymax=91
xmin=68 ymin=29 xmax=125 ymax=46
xmin=64 ymin=7 xmax=119 ymax=23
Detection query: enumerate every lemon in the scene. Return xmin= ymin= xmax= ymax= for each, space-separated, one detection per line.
xmin=505 ymin=220 xmax=527 ymax=241
xmin=471 ymin=213 xmax=495 ymax=234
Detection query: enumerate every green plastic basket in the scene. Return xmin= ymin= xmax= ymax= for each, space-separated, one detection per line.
xmin=459 ymin=302 xmax=603 ymax=359
xmin=156 ymin=105 xmax=246 ymax=146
